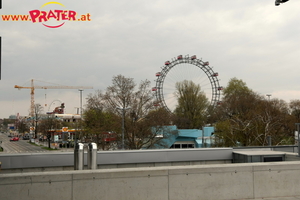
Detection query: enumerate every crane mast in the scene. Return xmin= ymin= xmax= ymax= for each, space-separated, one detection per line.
xmin=14 ymin=79 xmax=93 ymax=117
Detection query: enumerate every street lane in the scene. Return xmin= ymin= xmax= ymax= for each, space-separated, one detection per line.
xmin=0 ymin=132 xmax=47 ymax=153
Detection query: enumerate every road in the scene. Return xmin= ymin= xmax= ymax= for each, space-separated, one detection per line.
xmin=0 ymin=132 xmax=49 ymax=153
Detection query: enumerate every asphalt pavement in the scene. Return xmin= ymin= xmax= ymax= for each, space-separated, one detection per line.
xmin=0 ymin=132 xmax=73 ymax=153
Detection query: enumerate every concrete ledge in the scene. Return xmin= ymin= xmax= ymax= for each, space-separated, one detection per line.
xmin=1 ymin=161 xmax=300 ymax=200
xmin=0 ymin=148 xmax=233 ymax=170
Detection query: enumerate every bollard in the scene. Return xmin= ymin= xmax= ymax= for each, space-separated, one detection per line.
xmin=87 ymin=143 xmax=97 ymax=170
xmin=74 ymin=143 xmax=84 ymax=170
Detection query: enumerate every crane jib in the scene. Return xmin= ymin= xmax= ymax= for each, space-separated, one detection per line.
xmin=14 ymin=79 xmax=93 ymax=116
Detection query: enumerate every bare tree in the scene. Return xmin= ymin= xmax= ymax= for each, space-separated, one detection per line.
xmin=84 ymin=75 xmax=175 ymax=150
xmin=103 ymin=75 xmax=153 ymax=118
xmin=290 ymin=99 xmax=300 ymax=121
xmin=32 ymin=103 xmax=43 ymax=139
xmin=126 ymin=107 xmax=174 ymax=149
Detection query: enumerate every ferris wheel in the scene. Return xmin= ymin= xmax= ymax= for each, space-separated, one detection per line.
xmin=152 ymin=55 xmax=222 ymax=113
xmin=48 ymin=99 xmax=63 ymax=112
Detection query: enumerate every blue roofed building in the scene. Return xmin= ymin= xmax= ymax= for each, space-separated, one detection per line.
xmin=170 ymin=126 xmax=215 ymax=149
xmin=150 ymin=125 xmax=178 ymax=149
xmin=149 ymin=125 xmax=215 ymax=149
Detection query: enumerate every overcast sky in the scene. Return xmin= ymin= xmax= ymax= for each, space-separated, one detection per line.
xmin=0 ymin=0 xmax=299 ymax=118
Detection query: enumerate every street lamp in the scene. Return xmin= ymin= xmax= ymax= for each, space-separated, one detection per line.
xmin=34 ymin=104 xmax=42 ymax=140
xmin=296 ymin=123 xmax=300 ymax=157
xmin=117 ymin=106 xmax=131 ymax=150
xmin=77 ymin=89 xmax=83 ymax=144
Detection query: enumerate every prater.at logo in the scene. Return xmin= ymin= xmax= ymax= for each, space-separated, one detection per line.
xmin=29 ymin=2 xmax=91 ymax=28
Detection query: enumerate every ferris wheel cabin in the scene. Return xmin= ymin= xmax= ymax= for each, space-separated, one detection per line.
xmin=203 ymin=61 xmax=209 ymax=66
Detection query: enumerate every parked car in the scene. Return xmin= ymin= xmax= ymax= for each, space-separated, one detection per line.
xmin=10 ymin=137 xmax=19 ymax=141
xmin=23 ymin=135 xmax=30 ymax=140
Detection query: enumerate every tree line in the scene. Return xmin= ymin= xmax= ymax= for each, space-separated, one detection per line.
xmin=211 ymin=78 xmax=299 ymax=147
xmin=16 ymin=75 xmax=300 ymax=149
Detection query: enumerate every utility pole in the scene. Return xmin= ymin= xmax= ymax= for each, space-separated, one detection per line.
xmin=296 ymin=123 xmax=300 ymax=157
xmin=77 ymin=89 xmax=83 ymax=144
xmin=33 ymin=104 xmax=42 ymax=140
xmin=0 ymin=0 xmax=1 ymax=77
xmin=121 ymin=108 xmax=125 ymax=150
xmin=117 ymin=107 xmax=131 ymax=150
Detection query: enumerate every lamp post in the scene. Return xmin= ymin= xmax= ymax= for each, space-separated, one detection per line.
xmin=296 ymin=123 xmax=300 ymax=157
xmin=34 ymin=104 xmax=41 ymax=140
xmin=77 ymin=89 xmax=83 ymax=144
xmin=35 ymin=118 xmax=37 ymax=139
xmin=117 ymin=106 xmax=131 ymax=150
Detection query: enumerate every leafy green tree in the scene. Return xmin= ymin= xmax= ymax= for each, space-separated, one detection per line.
xmin=17 ymin=119 xmax=29 ymax=134
xmin=222 ymin=78 xmax=255 ymax=117
xmin=174 ymin=80 xmax=209 ymax=129
xmin=214 ymin=120 xmax=235 ymax=147
xmin=213 ymin=78 xmax=259 ymax=146
xmin=264 ymin=98 xmax=295 ymax=145
xmin=213 ymin=78 xmax=295 ymax=147
xmin=39 ymin=114 xmax=62 ymax=148
xmin=84 ymin=107 xmax=119 ymax=150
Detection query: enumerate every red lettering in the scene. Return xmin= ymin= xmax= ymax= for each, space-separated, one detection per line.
xmin=87 ymin=13 xmax=91 ymax=21
xmin=68 ymin=10 xmax=76 ymax=21
xmin=1 ymin=15 xmax=10 ymax=21
xmin=61 ymin=11 xmax=68 ymax=20
xmin=47 ymin=10 xmax=57 ymax=20
xmin=10 ymin=15 xmax=19 ymax=21
xmin=28 ymin=9 xmax=78 ymax=23
xmin=29 ymin=10 xmax=40 ymax=23
xmin=19 ymin=15 xmax=30 ymax=21
xmin=38 ymin=11 xmax=48 ymax=22
xmin=54 ymin=10 xmax=63 ymax=20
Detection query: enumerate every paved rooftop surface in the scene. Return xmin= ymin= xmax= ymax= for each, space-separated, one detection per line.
xmin=235 ymin=196 xmax=300 ymax=200
xmin=233 ymin=150 xmax=287 ymax=155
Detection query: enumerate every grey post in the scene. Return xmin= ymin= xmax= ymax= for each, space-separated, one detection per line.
xmin=74 ymin=143 xmax=84 ymax=170
xmin=87 ymin=143 xmax=97 ymax=170
xmin=297 ymin=123 xmax=300 ymax=157
xmin=117 ymin=106 xmax=131 ymax=150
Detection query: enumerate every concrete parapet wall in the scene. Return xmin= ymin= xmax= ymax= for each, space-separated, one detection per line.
xmin=0 ymin=148 xmax=233 ymax=173
xmin=1 ymin=161 xmax=300 ymax=200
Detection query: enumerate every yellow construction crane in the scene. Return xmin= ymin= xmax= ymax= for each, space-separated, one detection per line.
xmin=14 ymin=79 xmax=93 ymax=117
